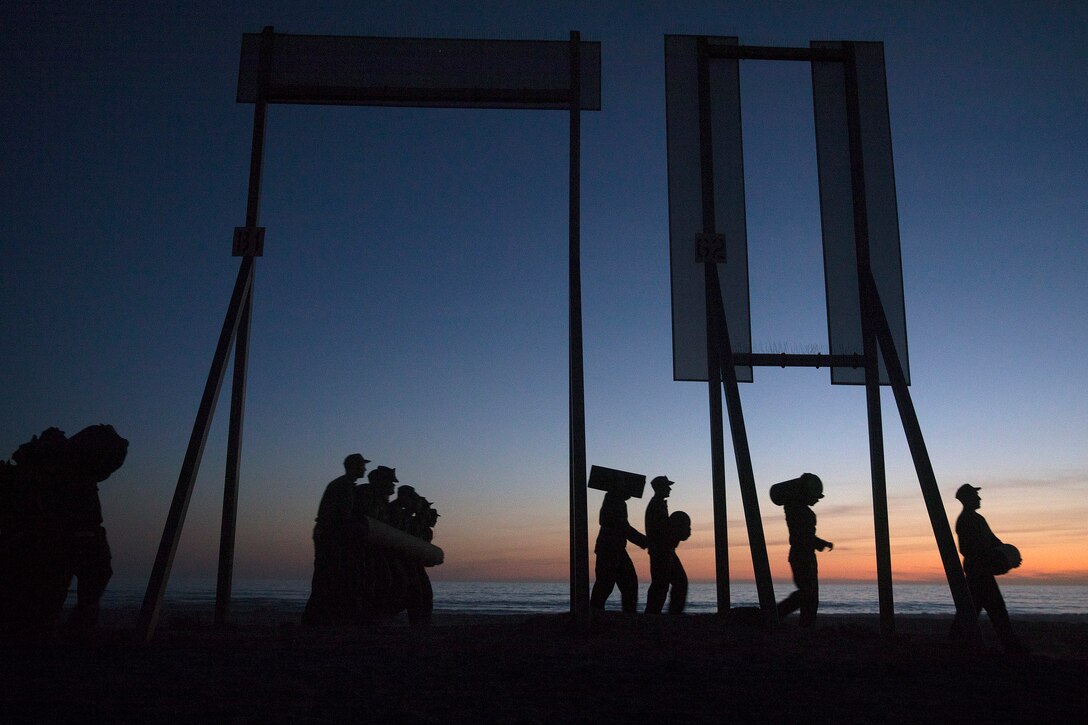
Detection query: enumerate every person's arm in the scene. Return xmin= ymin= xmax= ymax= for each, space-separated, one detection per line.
xmin=625 ymin=524 xmax=648 ymax=549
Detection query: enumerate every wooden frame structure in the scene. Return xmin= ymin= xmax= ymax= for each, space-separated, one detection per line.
xmin=670 ymin=37 xmax=978 ymax=635
xmin=137 ymin=27 xmax=600 ymax=641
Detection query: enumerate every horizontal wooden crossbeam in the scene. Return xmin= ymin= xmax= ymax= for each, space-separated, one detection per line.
xmin=732 ymin=353 xmax=865 ymax=368
xmin=704 ymin=44 xmax=846 ymax=63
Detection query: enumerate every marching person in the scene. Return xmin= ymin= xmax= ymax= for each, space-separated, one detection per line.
xmin=950 ymin=483 xmax=1028 ymax=655
xmin=644 ymin=476 xmax=688 ymax=615
xmin=303 ymin=453 xmax=370 ymax=625
xmin=589 ymin=489 xmax=648 ymax=613
xmin=775 ymin=473 xmax=833 ymax=627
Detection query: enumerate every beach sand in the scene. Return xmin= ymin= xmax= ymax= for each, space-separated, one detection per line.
xmin=3 ymin=607 xmax=1086 ymax=723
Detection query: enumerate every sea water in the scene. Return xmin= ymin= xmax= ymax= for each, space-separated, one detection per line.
xmin=101 ymin=579 xmax=1088 ymax=617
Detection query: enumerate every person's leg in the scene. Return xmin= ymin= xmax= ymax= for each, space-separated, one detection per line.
xmin=797 ymin=555 xmax=819 ymax=627
xmin=645 ymin=550 xmax=669 ymax=614
xmin=590 ymin=550 xmax=617 ymax=610
xmin=949 ymin=570 xmax=985 ymax=640
xmin=70 ymin=531 xmax=112 ymax=638
xmin=303 ymin=529 xmax=332 ymax=625
xmin=616 ymin=552 xmax=639 ymax=613
xmin=407 ymin=564 xmax=433 ymax=627
xmin=667 ymin=554 xmax=688 ymax=614
xmin=777 ymin=556 xmax=804 ymax=619
xmin=976 ymin=575 xmax=1026 ymax=653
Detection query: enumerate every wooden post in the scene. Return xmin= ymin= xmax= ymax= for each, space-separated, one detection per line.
xmin=567 ymin=31 xmax=590 ymax=630
xmin=695 ymin=38 xmax=731 ymax=612
xmin=842 ymin=43 xmax=895 ymax=634
xmin=705 ymin=274 xmax=730 ymax=611
xmin=215 ymin=25 xmax=273 ymax=627
xmin=215 ymin=283 xmax=253 ymax=626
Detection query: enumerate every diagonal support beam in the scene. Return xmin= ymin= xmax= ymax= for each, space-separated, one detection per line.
xmin=862 ymin=272 xmax=979 ymax=634
xmin=708 ymin=267 xmax=778 ymax=623
xmin=137 ymin=257 xmax=255 ymax=642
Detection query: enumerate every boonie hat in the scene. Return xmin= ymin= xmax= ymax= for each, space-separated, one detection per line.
xmin=370 ymin=465 xmax=398 ymax=482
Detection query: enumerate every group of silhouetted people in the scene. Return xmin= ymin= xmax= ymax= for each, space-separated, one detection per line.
xmin=0 ymin=425 xmax=128 ymax=642
xmin=303 ymin=453 xmax=440 ymax=627
xmin=591 ymin=475 xmax=692 ymax=614
xmin=770 ymin=474 xmax=1026 ymax=652
xmin=590 ymin=470 xmax=1026 ymax=653
xmin=1 ymin=423 xmax=1028 ymax=653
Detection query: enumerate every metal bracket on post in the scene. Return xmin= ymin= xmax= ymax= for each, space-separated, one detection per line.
xmin=232 ymin=226 xmax=266 ymax=256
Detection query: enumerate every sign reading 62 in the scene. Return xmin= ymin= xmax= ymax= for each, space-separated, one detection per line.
xmin=695 ymin=232 xmax=726 ymax=264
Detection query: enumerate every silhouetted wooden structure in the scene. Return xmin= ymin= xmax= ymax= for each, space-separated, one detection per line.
xmin=665 ymin=37 xmax=979 ymax=635
xmin=138 ymin=28 xmax=601 ymax=641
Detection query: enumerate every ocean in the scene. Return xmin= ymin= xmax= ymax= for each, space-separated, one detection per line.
xmin=100 ymin=579 xmax=1088 ymax=618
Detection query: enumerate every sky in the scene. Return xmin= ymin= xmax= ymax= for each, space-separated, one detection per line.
xmin=2 ymin=1 xmax=1086 ymax=598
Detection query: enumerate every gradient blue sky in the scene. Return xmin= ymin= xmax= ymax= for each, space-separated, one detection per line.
xmin=3 ymin=1 xmax=1086 ymax=591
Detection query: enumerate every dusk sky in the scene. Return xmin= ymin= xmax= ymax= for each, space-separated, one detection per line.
xmin=3 ymin=1 xmax=1086 ymax=596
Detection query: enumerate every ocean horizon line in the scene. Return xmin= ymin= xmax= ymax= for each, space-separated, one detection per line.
xmin=110 ymin=575 xmax=1088 ymax=588
xmin=92 ymin=579 xmax=1088 ymax=617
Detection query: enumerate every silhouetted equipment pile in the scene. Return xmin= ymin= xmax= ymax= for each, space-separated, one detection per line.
xmin=588 ymin=465 xmax=646 ymax=498
xmin=0 ymin=425 xmax=128 ymax=642
xmin=769 ymin=473 xmax=824 ymax=506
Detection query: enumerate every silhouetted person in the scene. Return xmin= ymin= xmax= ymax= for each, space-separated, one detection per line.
xmin=303 ymin=453 xmax=370 ymax=625
xmin=590 ymin=490 xmax=647 ymax=613
xmin=60 ymin=424 xmax=128 ymax=640
xmin=776 ymin=474 xmax=832 ymax=627
xmin=405 ymin=495 xmax=439 ymax=627
xmin=644 ymin=476 xmax=689 ymax=614
xmin=949 ymin=484 xmax=1028 ymax=655
xmin=353 ymin=465 xmax=399 ymax=620
xmin=1 ymin=427 xmax=70 ymax=640
xmin=419 ymin=498 xmax=440 ymax=542
xmin=390 ymin=484 xmax=421 ymax=533
xmin=355 ymin=465 xmax=398 ymax=522
xmin=0 ymin=425 xmax=127 ymax=642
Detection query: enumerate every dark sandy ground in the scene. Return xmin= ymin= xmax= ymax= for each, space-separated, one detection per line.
xmin=2 ymin=610 xmax=1086 ymax=723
